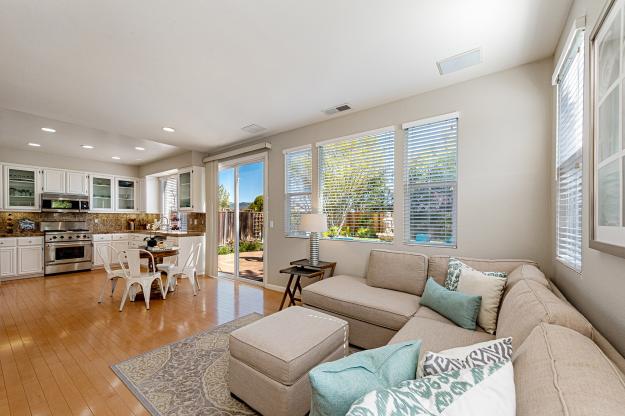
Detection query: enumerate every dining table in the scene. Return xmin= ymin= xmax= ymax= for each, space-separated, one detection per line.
xmin=139 ymin=246 xmax=180 ymax=271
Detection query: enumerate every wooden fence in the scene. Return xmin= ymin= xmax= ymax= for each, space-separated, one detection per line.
xmin=218 ymin=211 xmax=264 ymax=246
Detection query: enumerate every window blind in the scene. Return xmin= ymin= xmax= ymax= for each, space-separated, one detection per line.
xmin=556 ymin=33 xmax=584 ymax=272
xmin=162 ymin=175 xmax=178 ymax=222
xmin=404 ymin=116 xmax=458 ymax=246
xmin=318 ymin=128 xmax=395 ymax=241
xmin=285 ymin=146 xmax=312 ymax=236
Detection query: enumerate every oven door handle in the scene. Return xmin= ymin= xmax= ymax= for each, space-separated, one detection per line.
xmin=45 ymin=241 xmax=92 ymax=247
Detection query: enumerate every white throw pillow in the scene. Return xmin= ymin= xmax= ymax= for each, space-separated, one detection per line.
xmin=347 ymin=359 xmax=516 ymax=416
xmin=457 ymin=268 xmax=507 ymax=334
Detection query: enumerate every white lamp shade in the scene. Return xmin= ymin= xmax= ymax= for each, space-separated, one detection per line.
xmin=299 ymin=213 xmax=328 ymax=233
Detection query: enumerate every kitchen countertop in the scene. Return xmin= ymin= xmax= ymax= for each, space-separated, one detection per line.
xmin=0 ymin=232 xmax=45 ymax=238
xmin=92 ymin=230 xmax=206 ymax=237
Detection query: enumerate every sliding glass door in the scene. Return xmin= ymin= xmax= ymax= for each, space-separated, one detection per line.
xmin=217 ymin=155 xmax=266 ymax=283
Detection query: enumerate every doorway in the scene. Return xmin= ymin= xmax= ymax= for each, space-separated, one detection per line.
xmin=217 ymin=154 xmax=266 ymax=284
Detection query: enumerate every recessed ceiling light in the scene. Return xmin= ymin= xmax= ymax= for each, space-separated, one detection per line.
xmin=28 ymin=142 xmax=41 ymax=147
xmin=135 ymin=146 xmax=145 ymax=151
xmin=136 ymin=158 xmax=143 ymax=161
xmin=241 ymin=124 xmax=267 ymax=134
xmin=81 ymin=144 xmax=95 ymax=149
xmin=162 ymin=127 xmax=175 ymax=133
xmin=41 ymin=127 xmax=56 ymax=133
xmin=112 ymin=156 xmax=121 ymax=160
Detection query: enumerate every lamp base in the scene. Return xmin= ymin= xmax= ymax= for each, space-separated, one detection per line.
xmin=309 ymin=232 xmax=320 ymax=266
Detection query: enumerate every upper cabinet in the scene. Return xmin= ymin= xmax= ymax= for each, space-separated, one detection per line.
xmin=42 ymin=169 xmax=65 ymax=193
xmin=4 ymin=165 xmax=40 ymax=211
xmin=116 ymin=177 xmax=137 ymax=212
xmin=42 ymin=169 xmax=89 ymax=195
xmin=90 ymin=174 xmax=115 ymax=212
xmin=66 ymin=171 xmax=89 ymax=195
xmin=177 ymin=167 xmax=205 ymax=212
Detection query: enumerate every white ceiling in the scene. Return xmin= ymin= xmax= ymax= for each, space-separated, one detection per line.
xmin=0 ymin=0 xmax=572 ymax=154
xmin=0 ymin=108 xmax=184 ymax=165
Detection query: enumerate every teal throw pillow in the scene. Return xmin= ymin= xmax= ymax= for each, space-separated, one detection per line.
xmin=308 ymin=340 xmax=421 ymax=416
xmin=419 ymin=278 xmax=482 ymax=330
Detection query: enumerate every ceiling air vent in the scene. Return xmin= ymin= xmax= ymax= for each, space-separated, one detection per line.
xmin=437 ymin=48 xmax=482 ymax=75
xmin=323 ymin=103 xmax=352 ymax=116
xmin=241 ymin=124 xmax=266 ymax=134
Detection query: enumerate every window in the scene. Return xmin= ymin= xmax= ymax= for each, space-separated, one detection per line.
xmin=160 ymin=175 xmax=187 ymax=231
xmin=284 ymin=146 xmax=312 ymax=236
xmin=403 ymin=114 xmax=458 ymax=247
xmin=318 ymin=128 xmax=395 ymax=241
xmin=556 ymin=31 xmax=584 ymax=271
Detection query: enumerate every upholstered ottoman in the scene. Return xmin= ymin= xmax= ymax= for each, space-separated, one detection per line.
xmin=228 ymin=306 xmax=348 ymax=416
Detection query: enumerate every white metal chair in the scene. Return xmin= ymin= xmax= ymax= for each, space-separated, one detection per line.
xmin=157 ymin=243 xmax=202 ymax=295
xmin=118 ymin=249 xmax=166 ymax=311
xmin=97 ymin=245 xmax=125 ymax=303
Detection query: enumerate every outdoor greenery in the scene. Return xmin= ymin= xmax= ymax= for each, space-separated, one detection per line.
xmin=218 ymin=184 xmax=230 ymax=210
xmin=248 ymin=195 xmax=263 ymax=212
xmin=217 ymin=239 xmax=264 ymax=255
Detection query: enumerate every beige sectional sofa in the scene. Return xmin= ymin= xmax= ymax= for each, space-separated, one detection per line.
xmin=302 ymin=249 xmax=625 ymax=415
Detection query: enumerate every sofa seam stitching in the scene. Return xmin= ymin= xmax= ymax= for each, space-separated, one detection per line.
xmin=540 ymin=323 xmax=570 ymax=416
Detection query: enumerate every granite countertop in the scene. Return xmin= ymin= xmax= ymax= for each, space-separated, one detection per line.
xmin=93 ymin=230 xmax=205 ymax=237
xmin=0 ymin=231 xmax=45 ymax=238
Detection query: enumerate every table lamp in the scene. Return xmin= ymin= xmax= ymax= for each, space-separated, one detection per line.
xmin=299 ymin=213 xmax=328 ymax=266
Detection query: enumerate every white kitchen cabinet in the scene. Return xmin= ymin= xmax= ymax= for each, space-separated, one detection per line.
xmin=0 ymin=246 xmax=17 ymax=278
xmin=177 ymin=167 xmax=205 ymax=212
xmin=4 ymin=165 xmax=41 ymax=211
xmin=42 ymin=169 xmax=65 ymax=193
xmin=90 ymin=174 xmax=115 ymax=212
xmin=17 ymin=245 xmax=43 ymax=276
xmin=66 ymin=171 xmax=89 ymax=195
xmin=166 ymin=235 xmax=205 ymax=274
xmin=115 ymin=177 xmax=137 ymax=212
xmin=93 ymin=234 xmax=112 ymax=267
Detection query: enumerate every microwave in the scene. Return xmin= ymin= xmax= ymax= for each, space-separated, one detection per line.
xmin=41 ymin=193 xmax=90 ymax=212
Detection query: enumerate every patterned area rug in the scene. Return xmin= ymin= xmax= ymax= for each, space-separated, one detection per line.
xmin=112 ymin=314 xmax=262 ymax=416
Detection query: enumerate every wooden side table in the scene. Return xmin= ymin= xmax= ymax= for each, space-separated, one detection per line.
xmin=278 ymin=259 xmax=337 ymax=311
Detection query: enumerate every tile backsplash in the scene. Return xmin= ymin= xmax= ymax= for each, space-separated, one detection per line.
xmin=0 ymin=211 xmax=206 ymax=234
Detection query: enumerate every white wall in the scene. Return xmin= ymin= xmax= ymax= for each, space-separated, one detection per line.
xmin=0 ymin=146 xmax=139 ymax=177
xmin=264 ymin=59 xmax=554 ymax=290
xmin=552 ymin=0 xmax=625 ymax=355
xmin=139 ymin=150 xmax=205 ymax=177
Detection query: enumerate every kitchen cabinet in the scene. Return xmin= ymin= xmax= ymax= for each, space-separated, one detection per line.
xmin=93 ymin=234 xmax=112 ymax=267
xmin=4 ymin=165 xmax=41 ymax=211
xmin=116 ymin=178 xmax=137 ymax=212
xmin=0 ymin=241 xmax=17 ymax=278
xmin=177 ymin=167 xmax=205 ymax=212
xmin=18 ymin=245 xmax=43 ymax=275
xmin=42 ymin=169 xmax=66 ymax=193
xmin=166 ymin=235 xmax=205 ymax=274
xmin=90 ymin=175 xmax=115 ymax=212
xmin=66 ymin=171 xmax=89 ymax=195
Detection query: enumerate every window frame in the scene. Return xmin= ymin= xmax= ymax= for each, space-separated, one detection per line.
xmin=316 ymin=126 xmax=396 ymax=243
xmin=402 ymin=112 xmax=460 ymax=248
xmin=284 ymin=144 xmax=313 ymax=238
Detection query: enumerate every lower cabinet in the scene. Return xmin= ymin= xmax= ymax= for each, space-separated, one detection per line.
xmin=0 ymin=237 xmax=43 ymax=280
xmin=166 ymin=236 xmax=205 ymax=274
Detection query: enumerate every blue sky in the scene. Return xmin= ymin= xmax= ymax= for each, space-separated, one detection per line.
xmin=219 ymin=161 xmax=264 ymax=203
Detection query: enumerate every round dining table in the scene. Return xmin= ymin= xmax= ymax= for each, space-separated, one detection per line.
xmin=139 ymin=247 xmax=179 ymax=271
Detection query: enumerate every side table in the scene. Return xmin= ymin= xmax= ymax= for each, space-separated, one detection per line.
xmin=278 ymin=259 xmax=337 ymax=311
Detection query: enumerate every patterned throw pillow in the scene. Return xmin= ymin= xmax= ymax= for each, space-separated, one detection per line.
xmin=444 ymin=258 xmax=507 ymax=291
xmin=422 ymin=337 xmax=512 ymax=377
xmin=347 ymin=359 xmax=515 ymax=416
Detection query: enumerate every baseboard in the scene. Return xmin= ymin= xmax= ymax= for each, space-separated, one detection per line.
xmin=264 ymin=283 xmax=285 ymax=292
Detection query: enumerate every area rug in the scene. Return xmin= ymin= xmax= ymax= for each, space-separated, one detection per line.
xmin=112 ymin=314 xmax=262 ymax=416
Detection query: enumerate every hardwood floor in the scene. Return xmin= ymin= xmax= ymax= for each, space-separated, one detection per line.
xmin=0 ymin=270 xmax=282 ymax=416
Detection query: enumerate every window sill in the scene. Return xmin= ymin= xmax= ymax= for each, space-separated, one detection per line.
xmin=403 ymin=241 xmax=457 ymax=249
xmin=555 ymin=257 xmax=582 ymax=275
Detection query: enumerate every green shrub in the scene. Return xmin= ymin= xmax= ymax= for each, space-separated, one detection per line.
xmin=356 ymin=227 xmax=371 ymax=238
xmin=218 ymin=245 xmax=233 ymax=255
xmin=239 ymin=239 xmax=264 ymax=252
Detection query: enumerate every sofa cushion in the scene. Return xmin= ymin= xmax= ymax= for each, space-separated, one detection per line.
xmin=513 ymin=323 xmax=625 ymax=416
xmin=419 ymin=278 xmax=482 ymax=330
xmin=504 ymin=263 xmax=549 ymax=297
xmin=428 ymin=255 xmax=536 ymax=286
xmin=457 ymin=268 xmax=507 ymax=334
xmin=302 ymin=275 xmax=420 ymax=330
xmin=366 ymin=250 xmax=428 ymax=295
xmin=389 ymin=316 xmax=494 ymax=354
xmin=497 ymin=279 xmax=592 ymax=350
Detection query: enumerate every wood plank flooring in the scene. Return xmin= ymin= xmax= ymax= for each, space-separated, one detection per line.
xmin=0 ymin=270 xmax=282 ymax=416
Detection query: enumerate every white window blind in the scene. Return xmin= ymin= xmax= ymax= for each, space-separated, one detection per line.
xmin=285 ymin=146 xmax=312 ymax=236
xmin=161 ymin=175 xmax=178 ymax=221
xmin=556 ymin=32 xmax=584 ymax=272
xmin=318 ymin=128 xmax=395 ymax=241
xmin=404 ymin=116 xmax=458 ymax=247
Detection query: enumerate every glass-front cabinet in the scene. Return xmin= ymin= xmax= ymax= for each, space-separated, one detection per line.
xmin=178 ymin=169 xmax=192 ymax=210
xmin=116 ymin=178 xmax=136 ymax=211
xmin=3 ymin=165 xmax=40 ymax=211
xmin=90 ymin=175 xmax=115 ymax=211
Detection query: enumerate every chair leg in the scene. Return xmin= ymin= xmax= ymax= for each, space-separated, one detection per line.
xmin=119 ymin=283 xmax=131 ymax=312
xmin=141 ymin=281 xmax=152 ymax=310
xmin=187 ymin=273 xmax=198 ymax=296
xmin=167 ymin=272 xmax=176 ymax=292
xmin=98 ymin=276 xmax=109 ymax=303
xmin=156 ymin=277 xmax=167 ymax=300
xmin=194 ymin=270 xmax=200 ymax=291
xmin=111 ymin=278 xmax=118 ymax=296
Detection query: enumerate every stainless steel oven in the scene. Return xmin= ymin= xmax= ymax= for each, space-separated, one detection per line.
xmin=41 ymin=221 xmax=93 ymax=274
